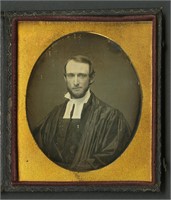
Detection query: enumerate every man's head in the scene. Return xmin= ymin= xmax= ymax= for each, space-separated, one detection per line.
xmin=64 ymin=55 xmax=95 ymax=99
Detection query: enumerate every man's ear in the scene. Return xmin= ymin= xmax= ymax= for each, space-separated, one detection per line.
xmin=64 ymin=74 xmax=66 ymax=82
xmin=89 ymin=74 xmax=95 ymax=85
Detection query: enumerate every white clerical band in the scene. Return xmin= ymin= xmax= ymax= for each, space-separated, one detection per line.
xmin=63 ymin=90 xmax=91 ymax=119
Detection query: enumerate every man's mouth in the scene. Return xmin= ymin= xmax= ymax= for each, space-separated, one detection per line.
xmin=72 ymin=87 xmax=82 ymax=90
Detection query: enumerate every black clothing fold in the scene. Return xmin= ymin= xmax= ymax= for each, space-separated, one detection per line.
xmin=33 ymin=92 xmax=131 ymax=172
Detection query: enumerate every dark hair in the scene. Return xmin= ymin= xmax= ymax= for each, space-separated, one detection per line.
xmin=64 ymin=55 xmax=95 ymax=78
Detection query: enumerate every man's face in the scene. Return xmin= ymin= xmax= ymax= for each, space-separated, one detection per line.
xmin=64 ymin=60 xmax=93 ymax=99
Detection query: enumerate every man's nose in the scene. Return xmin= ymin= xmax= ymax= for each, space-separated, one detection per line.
xmin=74 ymin=75 xmax=79 ymax=85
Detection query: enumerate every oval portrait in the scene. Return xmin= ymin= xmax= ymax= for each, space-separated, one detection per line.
xmin=26 ymin=32 xmax=142 ymax=172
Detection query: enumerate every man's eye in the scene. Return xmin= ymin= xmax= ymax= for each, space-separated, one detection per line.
xmin=78 ymin=74 xmax=87 ymax=78
xmin=67 ymin=74 xmax=74 ymax=78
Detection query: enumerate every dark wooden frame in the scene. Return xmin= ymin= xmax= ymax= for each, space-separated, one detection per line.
xmin=1 ymin=8 xmax=162 ymax=192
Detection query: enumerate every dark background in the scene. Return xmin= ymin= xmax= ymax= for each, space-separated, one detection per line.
xmin=1 ymin=0 xmax=170 ymax=199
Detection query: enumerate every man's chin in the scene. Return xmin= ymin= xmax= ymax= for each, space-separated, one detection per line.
xmin=70 ymin=91 xmax=85 ymax=99
xmin=71 ymin=93 xmax=84 ymax=99
xmin=67 ymin=87 xmax=89 ymax=99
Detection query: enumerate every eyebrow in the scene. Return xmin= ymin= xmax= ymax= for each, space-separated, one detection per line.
xmin=66 ymin=73 xmax=89 ymax=75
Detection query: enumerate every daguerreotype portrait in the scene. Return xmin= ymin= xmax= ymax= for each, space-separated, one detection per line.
xmin=26 ymin=32 xmax=141 ymax=172
xmin=1 ymin=8 xmax=163 ymax=193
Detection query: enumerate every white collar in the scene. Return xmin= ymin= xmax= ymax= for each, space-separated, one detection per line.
xmin=63 ymin=89 xmax=91 ymax=119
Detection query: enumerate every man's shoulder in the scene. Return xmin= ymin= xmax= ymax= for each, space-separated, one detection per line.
xmin=52 ymin=101 xmax=66 ymax=110
xmin=37 ymin=101 xmax=67 ymax=126
xmin=48 ymin=101 xmax=67 ymax=116
xmin=91 ymin=93 xmax=121 ymax=116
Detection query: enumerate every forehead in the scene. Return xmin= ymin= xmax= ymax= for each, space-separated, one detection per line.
xmin=66 ymin=60 xmax=89 ymax=74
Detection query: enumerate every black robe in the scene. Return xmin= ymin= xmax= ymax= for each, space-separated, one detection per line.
xmin=33 ymin=92 xmax=131 ymax=172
